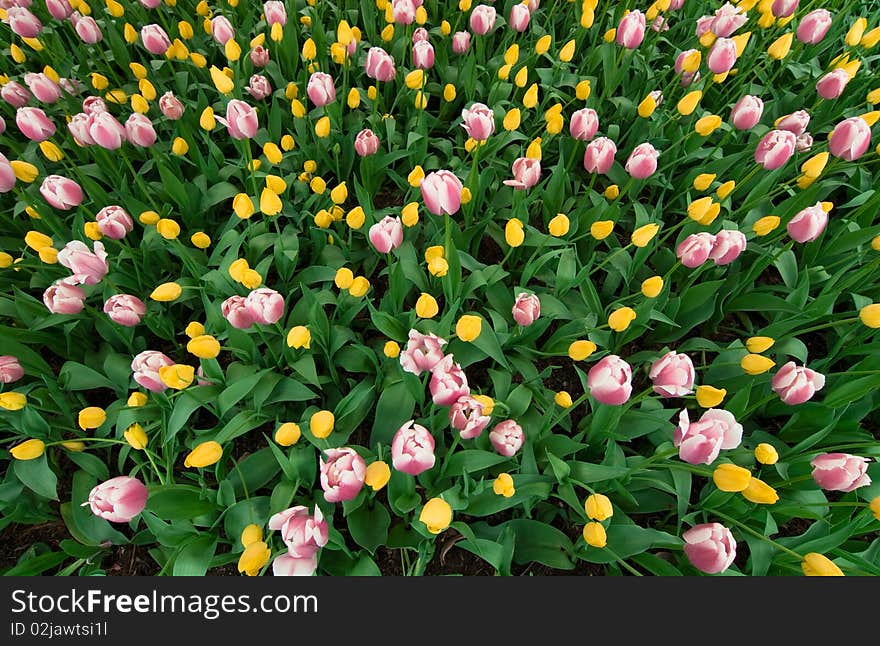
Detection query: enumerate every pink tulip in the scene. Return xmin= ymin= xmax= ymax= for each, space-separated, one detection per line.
xmin=828 ymin=116 xmax=871 ymax=161
xmin=39 ymin=175 xmax=83 ymax=210
xmin=816 ymin=68 xmax=850 ymax=100
xmin=0 ymin=153 xmax=14 ymax=193
xmin=584 ymin=137 xmax=617 ymax=174
xmin=709 ymin=229 xmax=747 ymax=265
xmin=449 ymin=395 xmax=491 ymax=439
xmin=211 ymin=15 xmax=235 ymax=45
xmin=707 ymin=38 xmax=737 ymax=74
xmin=244 ymin=287 xmax=284 ymax=325
xmin=82 ymin=95 xmax=107 ymax=115
xmin=525 ymin=0 xmax=540 ymax=10
xmin=695 ymin=16 xmax=713 ymax=37
xmin=24 ymin=72 xmax=62 ymax=104
xmin=754 ymin=129 xmax=796 ymax=170
xmin=412 ymin=40 xmax=435 ymax=70
xmin=219 ymin=99 xmax=258 ymax=140
xmin=588 ymin=355 xmax=633 ymax=405
xmin=159 ymin=92 xmax=184 ymax=120
xmin=674 ymin=409 xmax=736 ymax=465
xmin=489 ymin=420 xmax=524 ymax=457
xmin=57 ymin=240 xmax=108 ymax=285
xmin=392 ymin=0 xmax=416 ymax=25
xmin=776 ymin=110 xmax=810 ymax=136
xmin=354 ymin=129 xmax=380 ymax=157
xmin=795 ymin=132 xmax=813 ymax=152
xmin=391 ymin=420 xmax=436 ymax=475
xmin=509 ymin=4 xmax=531 ymax=32
xmin=2 ymin=81 xmax=31 ymax=108
xmin=124 ymin=113 xmax=157 ymax=147
xmin=365 ymin=47 xmax=397 ymax=82
xmin=320 ymin=447 xmax=366 ymax=503
xmin=45 ymin=0 xmax=73 ymax=20
xmin=649 ymin=351 xmax=695 ymax=397
xmin=683 ymin=523 xmax=737 ymax=574
xmin=250 ymin=45 xmax=270 ymax=67
xmin=810 ymin=453 xmax=872 ymax=493
xmin=221 ymin=295 xmax=255 ymax=329
xmin=307 ymin=72 xmax=336 ymax=107
xmin=461 ymin=102 xmax=495 ymax=141
xmin=0 ymin=355 xmax=24 ymax=384
xmin=512 ymin=292 xmax=540 ymax=326
xmin=73 ymin=14 xmax=102 ymax=43
xmin=771 ymin=361 xmax=825 ymax=405
xmin=669 ymin=0 xmax=686 ymax=8
xmin=412 ymin=27 xmax=429 ymax=43
xmin=675 ymin=49 xmax=701 ymax=87
xmin=730 ymin=95 xmax=764 ymax=130
xmin=420 ymin=170 xmax=463 ymax=215
xmin=710 ymin=3 xmax=747 ymax=37
xmin=0 ymin=115 xmax=4 ymax=136
xmin=787 ymin=202 xmax=828 ymax=243
xmin=87 ymin=477 xmax=148 ymax=523
xmin=139 ymin=0 xmax=163 ymax=8
xmin=616 ymin=10 xmax=646 ymax=48
xmin=677 ymin=232 xmax=716 ymax=268
xmin=272 ymin=554 xmax=318 ymax=576
xmin=651 ymin=15 xmax=669 ymax=32
xmin=6 ymin=7 xmax=42 ymax=38
xmin=369 ymin=215 xmax=404 ymax=253
xmin=429 ymin=355 xmax=469 ymax=406
xmin=268 ymin=506 xmax=327 ymax=563
xmin=15 ymin=107 xmax=55 ymax=142
xmin=470 ymin=4 xmax=497 ymax=35
xmin=43 ymin=278 xmax=86 ymax=315
xmin=69 ymin=113 xmax=94 ymax=145
xmin=771 ymin=0 xmax=799 ymax=18
xmin=141 ymin=24 xmax=171 ymax=55
xmin=131 ymin=350 xmax=174 ymax=392
xmin=625 ymin=143 xmax=659 ymax=179
xmin=263 ymin=0 xmax=287 ymax=26
xmin=95 ymin=205 xmax=134 ymax=240
xmin=88 ymin=112 xmax=127 ymax=150
xmin=103 ymin=294 xmax=146 ymax=327
xmin=246 ymin=74 xmax=272 ymax=100
xmin=59 ymin=78 xmax=81 ymax=95
xmin=399 ymin=329 xmax=447 ymax=375
xmin=503 ymin=157 xmax=541 ymax=190
xmin=797 ymin=9 xmax=832 ymax=44
xmin=451 ymin=31 xmax=471 ymax=54
xmin=570 ymin=108 xmax=599 ymax=141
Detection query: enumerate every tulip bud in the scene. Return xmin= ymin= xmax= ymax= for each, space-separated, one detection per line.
xmin=383 ymin=341 xmax=400 ymax=358
xmin=631 ymin=223 xmax=660 ymax=247
xmin=745 ymin=336 xmax=775 ymax=353
xmin=128 ymin=392 xmax=149 ymax=407
xmin=10 ymin=438 xmax=45 ymax=460
xmin=754 ymin=443 xmax=779 ymax=465
xmin=456 ymin=315 xmax=482 ymax=342
xmin=158 ymin=364 xmax=195 ymax=390
xmin=713 ymin=463 xmax=752 ymax=492
xmin=184 ymin=440 xmax=223 ymax=468
xmin=859 ymin=304 xmax=880 ymax=328
xmin=124 ymin=423 xmax=148 ymax=450
xmin=365 ymin=461 xmax=391 ymax=491
xmin=869 ymin=497 xmax=880 ymax=521
xmin=583 ymin=522 xmax=607 ymax=547
xmin=641 ymin=276 xmax=664 ymax=298
xmin=608 ymin=307 xmax=636 ymax=332
xmin=310 ymin=410 xmax=335 ymax=439
xmin=801 ymin=553 xmax=844 ymax=576
xmin=696 ymin=385 xmax=727 ymax=408
xmin=505 ymin=218 xmax=525 ymax=247
xmin=741 ymin=477 xmax=779 ymax=504
xmin=591 ymin=221 xmax=614 ymax=240
xmin=741 ymin=354 xmax=775 ymax=375
xmin=585 ymin=494 xmax=613 ymax=521
xmin=415 ymin=293 xmax=439 ymax=318
xmin=78 ymin=407 xmax=107 ymax=430
xmin=752 ymin=215 xmax=780 ymax=236
xmin=554 ymin=391 xmax=573 ymax=408
xmin=238 ymin=541 xmax=271 ymax=576
xmin=275 ymin=422 xmax=301 ymax=446
xmin=241 ymin=524 xmax=263 ymax=548
xmin=349 ymin=277 xmax=370 ymax=297
xmin=677 ymin=91 xmax=702 ymax=116
xmin=187 ymin=335 xmax=221 ymax=359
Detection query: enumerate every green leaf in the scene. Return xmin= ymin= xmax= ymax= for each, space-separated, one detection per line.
xmin=347 ymin=503 xmax=391 ymax=552
xmin=2 ymin=551 xmax=67 ymax=576
xmin=60 ymin=471 xmax=128 ymax=547
xmin=225 ymin=448 xmax=281 ymax=498
xmin=147 ymin=486 xmax=217 ymax=522
xmin=370 ymin=380 xmax=416 ymax=446
xmin=580 ymin=524 xmax=682 ymax=564
xmin=13 ymin=455 xmax=58 ymax=500
xmin=445 ymin=450 xmax=509 ymax=475
xmin=569 ymin=461 xmax=629 ymax=484
xmin=173 ymin=535 xmax=218 ymax=576
xmin=508 ymin=519 xmax=575 ymax=570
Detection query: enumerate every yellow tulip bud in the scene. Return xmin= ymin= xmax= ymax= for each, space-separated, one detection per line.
xmin=383 ymin=341 xmax=401 ymax=358
xmin=156 ymin=218 xmax=181 ymax=239
xmin=189 ymin=52 xmax=207 ymax=68
xmin=716 ymin=180 xmax=736 ymax=199
xmin=576 ymin=79 xmax=591 ymax=101
xmin=187 ymin=335 xmax=221 ymax=359
xmin=259 ymin=188 xmax=282 ymax=216
xmin=332 ymin=269 xmax=355 ymax=294
xmin=78 ymin=406 xmax=107 ymax=430
xmin=128 ymin=392 xmax=149 ymax=407
xmin=604 ymin=184 xmax=620 ymax=199
xmin=695 ymin=115 xmax=722 ymax=136
xmin=310 ymin=410 xmax=335 ymax=439
xmin=493 ymin=473 xmax=516 ymax=498
xmin=754 ymin=443 xmax=779 ymax=465
xmin=11 ymin=160 xmax=38 ymax=183
xmin=869 ymin=497 xmax=880 ymax=521
xmin=583 ymin=522 xmax=607 ymax=548
xmin=741 ymin=477 xmax=779 ymax=504
xmin=845 ymin=17 xmax=867 ymax=46
xmin=240 ymin=269 xmax=262 ymax=290
xmin=241 ymin=524 xmax=263 ymax=548
xmin=559 ymin=39 xmax=576 ymax=62
xmin=503 ymin=108 xmax=521 ymax=131
xmin=608 ymin=307 xmax=637 ymax=332
xmin=687 ymin=197 xmax=715 ymax=223
xmin=10 ymin=438 xmax=44 ymax=460
xmin=767 ymin=32 xmax=793 ymax=59
xmin=25 ymin=231 xmax=53 ymax=252
xmin=191 ymin=232 xmax=211 ymax=249
xmin=861 ymin=26 xmax=880 ymax=48
xmin=568 ymin=340 xmax=597 ymax=361
xmin=330 ymin=182 xmax=348 ymax=205
xmin=185 ymin=440 xmax=223 ymax=468
xmin=0 ymin=252 xmax=13 ymax=269
xmin=741 ymin=353 xmax=775 ymax=375
xmin=38 ymin=141 xmax=64 ymax=162
xmin=440 ymin=20 xmax=451 ymax=36
xmin=171 ymin=137 xmax=188 ymax=156
xmin=158 ymin=364 xmax=195 ymax=390
xmin=860 ymin=303 xmax=880 ymax=328
xmin=681 ymin=50 xmax=701 ymax=73
xmin=229 ymin=259 xmax=250 ymax=283
xmin=310 ymin=176 xmax=327 ymax=195
xmin=523 ymin=83 xmax=539 ymax=109
xmin=555 ymin=391 xmax=573 ymax=408
xmin=695 ymin=385 xmax=727 ymax=408
xmin=124 ymin=423 xmax=148 ymax=450
xmin=365 ymin=461 xmax=392 ymax=491
xmin=505 ymin=218 xmax=525 ymax=247
xmin=677 ymin=91 xmax=702 ymax=116
xmin=123 ymin=22 xmax=138 ymax=43
xmin=745 ymin=336 xmax=775 ymax=353
xmin=38 ymin=246 xmax=59 ymax=263
xmin=443 ymin=84 xmax=456 ymax=102
xmin=590 ymin=220 xmax=614 ymax=240
xmin=415 ymin=293 xmax=439 ymax=318
xmin=405 ymin=69 xmax=424 ymax=90
xmin=802 ymin=553 xmax=844 ymax=577
xmin=275 ymin=422 xmax=301 ymax=447
xmin=604 ymin=29 xmax=617 ymax=43
xmin=548 ymin=213 xmax=570 ymax=237
xmin=419 ymin=497 xmax=452 ymax=534
xmin=631 ymin=223 xmax=660 ymax=247
xmin=210 ymin=66 xmax=234 ymax=94
xmin=286 ymin=326 xmax=311 ymax=349
xmin=641 ymin=276 xmax=664 ymax=298
xmin=752 ymin=215 xmax=780 ymax=236
xmin=638 ymin=93 xmax=658 ymax=118
xmin=408 ymin=166 xmax=425 ymax=187
xmin=348 ymin=276 xmax=370 ymax=297
xmin=580 ymin=7 xmax=595 ymax=29
xmin=314 ymin=116 xmax=331 ymax=138
xmin=526 ymin=137 xmax=542 ymax=160
xmin=713 ymin=463 xmax=752 ymax=492
xmin=585 ymin=494 xmax=613 ymax=521
xmin=471 ymin=394 xmax=494 ymax=416
xmin=693 ymin=173 xmax=716 ymax=191
xmin=867 ymin=88 xmax=880 ymax=105
xmin=456 ymin=315 xmax=482 ymax=342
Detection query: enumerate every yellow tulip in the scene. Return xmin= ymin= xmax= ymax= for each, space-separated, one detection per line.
xmin=241 ymin=524 xmax=263 ymax=548
xmin=845 ymin=17 xmax=867 ymax=46
xmin=754 ymin=443 xmax=779 ymax=465
xmin=11 ymin=160 xmax=38 ymax=183
xmin=365 ymin=461 xmax=391 ymax=491
xmin=184 ymin=441 xmax=223 ymax=468
xmin=124 ymin=423 xmax=148 ymax=450
xmin=10 ymin=438 xmax=44 ymax=460
xmin=275 ymin=422 xmax=301 ymax=447
xmin=443 ymin=84 xmax=456 ymax=102
xmin=608 ymin=307 xmax=637 ymax=332
xmin=576 ymin=79 xmax=591 ymax=101
xmin=158 ymin=365 xmax=195 ymax=390
xmin=802 ymin=553 xmax=844 ymax=577
xmin=505 ymin=218 xmax=525 ymax=247
xmin=348 ymin=276 xmax=370 ymax=297
xmin=493 ymin=473 xmax=515 ymax=498
xmin=209 ymin=66 xmax=234 ymax=94
xmin=693 ymin=173 xmax=716 ymax=191
xmin=187 ymin=335 xmax=221 ymax=359
xmin=631 ymin=223 xmax=660 ymax=247
xmin=641 ymin=276 xmax=664 ymax=298
xmin=286 ymin=326 xmax=311 ymax=349
xmin=767 ymin=33 xmax=793 ymax=60
xmin=555 ymin=391 xmax=573 ymax=408
xmin=741 ymin=354 xmax=775 ymax=375
xmin=583 ymin=522 xmax=607 ymax=548
xmin=716 ymin=180 xmax=736 ymax=199
xmin=523 ymin=83 xmax=539 ymax=109
xmin=310 ymin=410 xmax=335 ymax=439
xmin=548 ymin=214 xmax=570 ymax=237
xmin=859 ymin=303 xmax=880 ymax=328
xmin=156 ymin=218 xmax=180 ymax=240
xmin=712 ymin=463 xmax=752 ymax=492
xmin=695 ymin=115 xmax=722 ymax=136
xmin=696 ymin=385 xmax=727 ymax=408
xmin=568 ymin=340 xmax=597 ymax=361
xmin=128 ymin=392 xmax=149 ymax=407
xmin=419 ymin=497 xmax=452 ymax=534
xmin=383 ymin=341 xmax=400 ymax=358
xmin=78 ymin=407 xmax=107 ymax=430
xmin=456 ymin=315 xmax=482 ymax=342
xmin=741 ymin=477 xmax=779 ymax=504
xmin=559 ymin=39 xmax=576 ymax=62
xmin=591 ymin=220 xmax=614 ymax=240
xmin=585 ymin=494 xmax=613 ymax=521
xmin=259 ymin=188 xmax=282 ymax=216
xmin=415 ymin=293 xmax=439 ymax=318
xmin=677 ymin=91 xmax=702 ymax=116
xmin=638 ymin=93 xmax=658 ymax=118
xmin=745 ymin=336 xmax=775 ymax=353
xmin=752 ymin=215 xmax=780 ymax=236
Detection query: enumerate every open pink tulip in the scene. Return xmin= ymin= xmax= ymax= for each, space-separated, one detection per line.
xmin=754 ymin=129 xmax=796 ymax=170
xmin=219 ymin=99 xmax=258 ymax=140
xmin=273 ymin=554 xmax=318 ymax=576
xmin=125 ymin=113 xmax=157 ymax=147
xmin=730 ymin=95 xmax=764 ymax=130
xmin=787 ymin=202 xmax=828 ymax=243
xmin=771 ymin=361 xmax=825 ymax=404
xmin=710 ymin=3 xmax=747 ymax=37
xmin=159 ymin=92 xmax=184 ymax=120
xmin=709 ymin=229 xmax=747 ymax=265
xmin=24 ymin=73 xmax=62 ymax=104
xmin=307 ymin=72 xmax=336 ymax=107
xmin=776 ymin=110 xmax=810 ymax=135
xmin=797 ymin=9 xmax=832 ymax=44
xmin=2 ymin=81 xmax=31 ymax=108
xmin=131 ymin=350 xmax=174 ymax=392
xmin=449 ymin=396 xmax=491 ymax=439
xmin=250 ymin=45 xmax=270 ymax=67
xmin=400 ymin=330 xmax=447 ymax=375
xmin=246 ymin=74 xmax=272 ymax=100
xmin=104 ymin=294 xmax=146 ymax=327
xmin=40 ymin=175 xmax=83 ymax=210
xmin=210 ymin=15 xmax=235 ymax=44
xmin=6 ymin=7 xmax=42 ymax=38
xmin=810 ymin=453 xmax=871 ymax=492
xmin=96 ymin=205 xmax=134 ymax=239
xmin=649 ymin=351 xmax=695 ymax=397
xmin=461 ymin=102 xmax=495 ymax=141
xmin=677 ymin=232 xmax=716 ymax=268
xmin=354 ymin=129 xmax=380 ymax=157
xmin=87 ymin=477 xmax=148 ymax=523
xmin=674 ymin=408 xmax=742 ymax=465
xmin=584 ymin=137 xmax=617 ymax=174
xmin=707 ymin=38 xmax=737 ymax=74
xmin=391 ymin=420 xmax=436 ymax=475
xmin=512 ymin=292 xmax=540 ymax=326
xmin=616 ymin=10 xmax=646 ymax=48
xmin=470 ymin=4 xmax=497 ymax=35
xmin=269 ymin=506 xmax=328 ymax=559
xmin=503 ymin=157 xmax=541 ymax=190
xmin=570 ymin=108 xmax=599 ymax=141
xmin=625 ymin=143 xmax=659 ymax=179
xmin=57 ymin=240 xmax=108 ymax=285
xmin=429 ymin=355 xmax=469 ymax=406
xmin=221 ymin=295 xmax=255 ymax=329
xmin=244 ymin=287 xmax=284 ymax=325
xmin=368 ymin=215 xmax=404 ymax=253
xmin=683 ymin=523 xmax=737 ymax=574
xmin=588 ymin=355 xmax=633 ymax=405
xmin=452 ymin=31 xmax=471 ymax=54
xmin=140 ymin=24 xmax=171 ymax=55
xmin=43 ymin=278 xmax=86 ymax=315
xmin=0 ymin=356 xmax=24 ymax=384
xmin=320 ymin=447 xmax=366 ymax=503
xmin=88 ymin=111 xmax=127 ymax=150
xmin=421 ymin=170 xmax=463 ymax=215
xmin=365 ymin=46 xmax=397 ymax=81
xmin=828 ymin=116 xmax=871 ymax=161
xmin=489 ymin=419 xmax=524 ymax=457
xmin=15 ymin=107 xmax=55 ymax=142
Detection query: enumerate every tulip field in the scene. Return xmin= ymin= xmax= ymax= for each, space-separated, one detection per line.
xmin=1 ymin=0 xmax=880 ymax=578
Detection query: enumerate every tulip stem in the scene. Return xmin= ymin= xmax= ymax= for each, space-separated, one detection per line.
xmin=707 ymin=509 xmax=804 ymax=561
xmin=605 ymin=546 xmax=643 ymax=576
xmin=789 ymin=316 xmax=859 ymax=337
